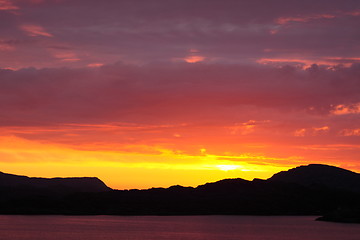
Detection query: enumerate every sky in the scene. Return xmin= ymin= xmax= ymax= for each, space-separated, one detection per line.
xmin=1 ymin=0 xmax=360 ymax=189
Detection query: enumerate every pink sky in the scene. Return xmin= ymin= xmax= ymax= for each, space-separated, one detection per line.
xmin=0 ymin=0 xmax=360 ymax=189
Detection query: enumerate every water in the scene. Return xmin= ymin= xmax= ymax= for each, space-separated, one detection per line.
xmin=0 ymin=215 xmax=359 ymax=240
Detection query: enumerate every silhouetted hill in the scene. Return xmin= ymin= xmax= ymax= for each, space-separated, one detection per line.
xmin=316 ymin=206 xmax=360 ymax=223
xmin=0 ymin=171 xmax=111 ymax=194
xmin=268 ymin=164 xmax=360 ymax=193
xmin=0 ymin=164 xmax=360 ymax=223
xmin=55 ymin=164 xmax=359 ymax=217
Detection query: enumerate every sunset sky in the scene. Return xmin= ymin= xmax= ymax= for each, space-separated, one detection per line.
xmin=1 ymin=0 xmax=360 ymax=189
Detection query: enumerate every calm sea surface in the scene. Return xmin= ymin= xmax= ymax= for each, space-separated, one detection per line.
xmin=0 ymin=215 xmax=359 ymax=240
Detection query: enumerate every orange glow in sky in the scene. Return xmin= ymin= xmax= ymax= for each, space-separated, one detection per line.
xmin=1 ymin=1 xmax=360 ymax=190
xmin=184 ymin=55 xmax=205 ymax=63
xmin=0 ymin=134 xmax=289 ymax=189
xmin=1 ymin=118 xmax=359 ymax=189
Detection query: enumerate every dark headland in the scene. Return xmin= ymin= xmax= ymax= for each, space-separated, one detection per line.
xmin=1 ymin=164 xmax=360 ymax=223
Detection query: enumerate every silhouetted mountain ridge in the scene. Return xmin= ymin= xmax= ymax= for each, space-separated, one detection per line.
xmin=0 ymin=164 xmax=359 ymax=223
xmin=0 ymin=171 xmax=111 ymax=194
xmin=268 ymin=164 xmax=360 ymax=193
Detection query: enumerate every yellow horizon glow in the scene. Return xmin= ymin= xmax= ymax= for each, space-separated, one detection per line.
xmin=0 ymin=135 xmax=291 ymax=189
xmin=216 ymin=165 xmax=240 ymax=171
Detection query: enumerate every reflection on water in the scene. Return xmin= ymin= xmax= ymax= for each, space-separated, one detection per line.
xmin=0 ymin=215 xmax=359 ymax=240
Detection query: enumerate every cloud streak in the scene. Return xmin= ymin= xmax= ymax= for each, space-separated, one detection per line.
xmin=0 ymin=63 xmax=359 ymax=167
xmin=0 ymin=0 xmax=18 ymax=11
xmin=20 ymin=24 xmax=53 ymax=37
xmin=1 ymin=63 xmax=359 ymax=124
xmin=0 ymin=0 xmax=358 ymax=69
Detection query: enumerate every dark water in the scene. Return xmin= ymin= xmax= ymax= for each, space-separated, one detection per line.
xmin=0 ymin=215 xmax=359 ymax=240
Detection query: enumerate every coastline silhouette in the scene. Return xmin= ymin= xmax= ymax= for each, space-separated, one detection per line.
xmin=0 ymin=164 xmax=359 ymax=223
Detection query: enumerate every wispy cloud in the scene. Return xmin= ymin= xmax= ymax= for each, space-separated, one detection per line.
xmin=276 ymin=14 xmax=336 ymax=25
xmin=331 ymin=103 xmax=360 ymax=115
xmin=20 ymin=24 xmax=53 ymax=37
xmin=0 ymin=0 xmax=18 ymax=11
xmin=340 ymin=128 xmax=360 ymax=136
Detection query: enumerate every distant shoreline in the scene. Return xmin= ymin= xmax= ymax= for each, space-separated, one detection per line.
xmin=1 ymin=164 xmax=360 ymax=224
